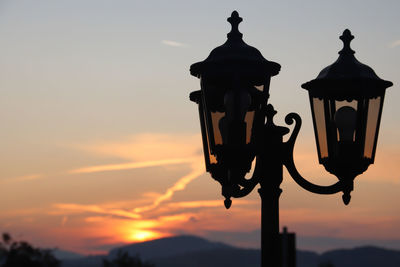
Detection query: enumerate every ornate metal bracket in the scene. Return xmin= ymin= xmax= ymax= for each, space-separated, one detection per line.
xmin=282 ymin=112 xmax=349 ymax=200
xmin=221 ymin=107 xmax=356 ymax=209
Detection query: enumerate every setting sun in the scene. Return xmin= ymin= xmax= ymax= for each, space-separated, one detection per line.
xmin=128 ymin=230 xmax=164 ymax=243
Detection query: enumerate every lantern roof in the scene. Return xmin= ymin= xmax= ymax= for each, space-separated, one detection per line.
xmin=190 ymin=11 xmax=280 ymax=82
xmin=302 ymin=29 xmax=393 ymax=98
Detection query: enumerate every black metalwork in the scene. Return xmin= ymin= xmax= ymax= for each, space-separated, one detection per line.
xmin=302 ymin=29 xmax=393 ymax=204
xmin=189 ymin=11 xmax=393 ymax=267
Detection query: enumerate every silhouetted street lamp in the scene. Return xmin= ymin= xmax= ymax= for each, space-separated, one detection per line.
xmin=189 ymin=11 xmax=392 ymax=267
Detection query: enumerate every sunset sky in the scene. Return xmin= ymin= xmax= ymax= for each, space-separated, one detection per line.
xmin=1 ymin=0 xmax=400 ymax=255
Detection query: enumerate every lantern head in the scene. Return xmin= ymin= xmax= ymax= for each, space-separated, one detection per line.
xmin=189 ymin=11 xmax=280 ymax=183
xmin=302 ymin=29 xmax=393 ymax=188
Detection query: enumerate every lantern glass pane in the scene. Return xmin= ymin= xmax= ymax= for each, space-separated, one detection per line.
xmin=204 ymin=114 xmax=218 ymax=165
xmin=200 ymin=78 xmax=225 ymax=152
xmin=312 ymin=97 xmax=329 ymax=158
xmin=334 ymin=100 xmax=358 ymax=142
xmin=198 ymin=100 xmax=217 ymax=170
xmin=210 ymin=111 xmax=225 ymax=145
xmin=206 ymin=133 xmax=218 ymax=165
xmin=255 ymin=85 xmax=264 ymax=91
xmin=364 ymin=96 xmax=382 ymax=159
xmin=245 ymin=111 xmax=255 ymax=144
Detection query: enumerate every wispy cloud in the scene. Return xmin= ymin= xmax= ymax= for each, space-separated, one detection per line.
xmin=74 ymin=133 xmax=201 ymax=162
xmin=16 ymin=174 xmax=43 ymax=181
xmin=167 ymin=200 xmax=227 ymax=209
xmin=161 ymin=40 xmax=187 ymax=47
xmin=1 ymin=174 xmax=43 ymax=184
xmin=389 ymin=40 xmax=400 ymax=48
xmin=68 ymin=133 xmax=205 ymax=214
xmin=70 ymin=158 xmax=194 ymax=174
xmin=133 ymin=160 xmax=204 ymax=213
xmin=156 ymin=199 xmax=257 ymax=214
xmin=61 ymin=216 xmax=68 ymax=227
xmin=52 ymin=203 xmax=141 ymax=220
xmin=65 ymin=158 xmax=205 ymax=217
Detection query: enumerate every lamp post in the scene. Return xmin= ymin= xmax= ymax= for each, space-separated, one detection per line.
xmin=189 ymin=11 xmax=393 ymax=267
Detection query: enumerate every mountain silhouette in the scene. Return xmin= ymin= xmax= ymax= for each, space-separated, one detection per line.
xmin=60 ymin=235 xmax=400 ymax=267
xmin=53 ymin=249 xmax=85 ymax=260
xmin=109 ymin=235 xmax=233 ymax=260
xmin=318 ymin=246 xmax=400 ymax=267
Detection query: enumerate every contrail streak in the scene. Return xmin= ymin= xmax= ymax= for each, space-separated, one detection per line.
xmin=66 ymin=156 xmax=206 ymax=216
xmin=69 ymin=158 xmax=194 ymax=174
xmin=1 ymin=174 xmax=43 ymax=184
xmin=161 ymin=40 xmax=187 ymax=47
xmin=134 ymin=160 xmax=204 ymax=213
xmin=53 ymin=203 xmax=142 ymax=219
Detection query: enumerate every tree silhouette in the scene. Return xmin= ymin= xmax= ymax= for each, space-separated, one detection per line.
xmin=0 ymin=233 xmax=60 ymax=267
xmin=102 ymin=250 xmax=155 ymax=267
xmin=318 ymin=261 xmax=335 ymax=267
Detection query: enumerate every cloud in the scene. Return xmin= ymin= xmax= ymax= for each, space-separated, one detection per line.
xmin=67 ymin=133 xmax=206 ymax=215
xmin=70 ymin=158 xmax=194 ymax=174
xmin=52 ymin=203 xmax=141 ymax=220
xmin=61 ymin=216 xmax=68 ymax=227
xmin=3 ymin=134 xmax=208 ymax=254
xmin=167 ymin=200 xmax=228 ymax=209
xmin=74 ymin=133 xmax=201 ymax=162
xmin=389 ymin=40 xmax=400 ymax=48
xmin=133 ymin=160 xmax=204 ymax=213
xmin=154 ymin=199 xmax=257 ymax=214
xmin=161 ymin=40 xmax=187 ymax=47
xmin=1 ymin=174 xmax=43 ymax=184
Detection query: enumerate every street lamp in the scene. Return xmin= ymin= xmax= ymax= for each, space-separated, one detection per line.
xmin=302 ymin=29 xmax=393 ymax=204
xmin=189 ymin=11 xmax=392 ymax=267
xmin=190 ymin=10 xmax=280 ymax=209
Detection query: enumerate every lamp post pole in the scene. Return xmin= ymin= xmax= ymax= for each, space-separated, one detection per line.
xmin=189 ymin=11 xmax=392 ymax=267
xmin=258 ymin=109 xmax=287 ymax=267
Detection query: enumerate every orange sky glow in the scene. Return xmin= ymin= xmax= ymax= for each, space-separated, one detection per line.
xmin=2 ymin=133 xmax=400 ymax=254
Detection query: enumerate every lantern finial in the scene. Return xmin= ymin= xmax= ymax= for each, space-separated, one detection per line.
xmin=227 ymin=11 xmax=243 ymax=40
xmin=339 ymin=29 xmax=355 ymax=55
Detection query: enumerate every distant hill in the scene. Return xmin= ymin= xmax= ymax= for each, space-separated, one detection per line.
xmin=61 ymin=235 xmax=400 ymax=267
xmin=319 ymin=246 xmax=400 ymax=267
xmin=61 ymin=235 xmax=232 ymax=267
xmin=53 ymin=249 xmax=84 ymax=260
xmin=62 ymin=254 xmax=103 ymax=267
xmin=109 ymin=235 xmax=233 ymax=260
xmin=152 ymin=247 xmax=260 ymax=267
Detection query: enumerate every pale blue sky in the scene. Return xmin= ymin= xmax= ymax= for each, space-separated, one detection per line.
xmin=1 ymin=0 xmax=398 ymax=137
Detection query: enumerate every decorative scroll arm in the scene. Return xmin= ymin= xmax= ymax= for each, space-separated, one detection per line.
xmin=283 ymin=112 xmax=344 ymax=195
